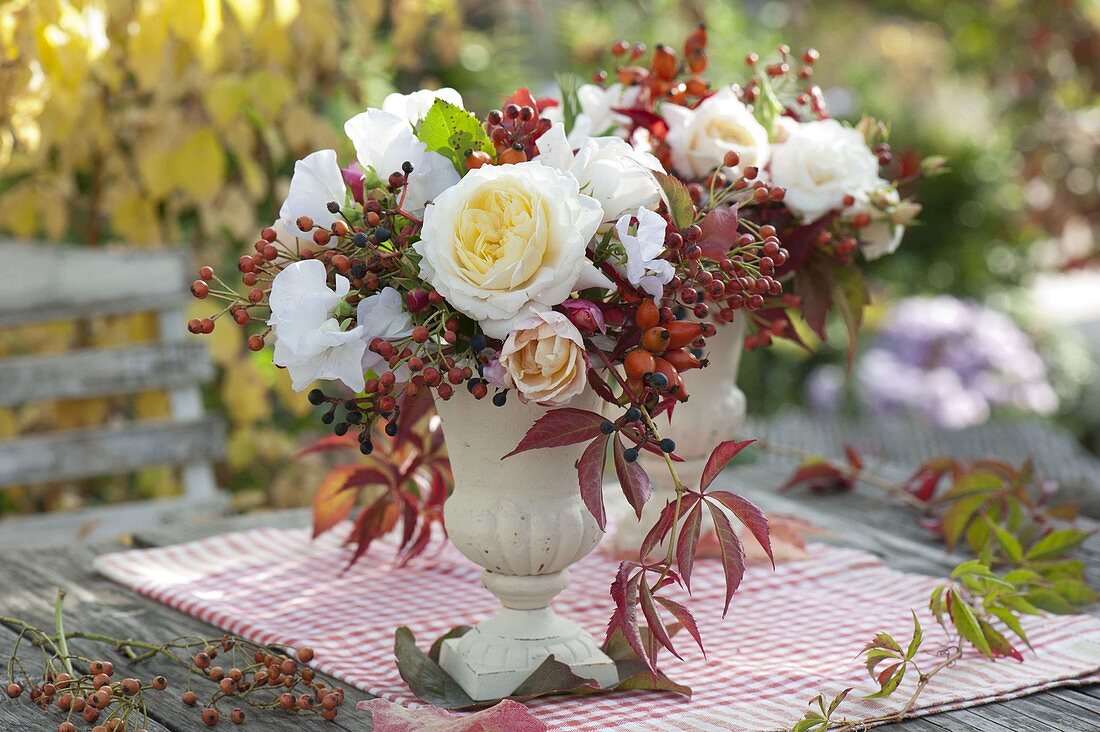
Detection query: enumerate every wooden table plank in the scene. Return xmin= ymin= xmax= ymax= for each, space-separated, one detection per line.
xmin=0 ymin=544 xmax=373 ymax=731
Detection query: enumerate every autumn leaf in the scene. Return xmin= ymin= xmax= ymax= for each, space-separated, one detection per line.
xmin=312 ymin=465 xmax=389 ymax=538
xmin=699 ymin=439 xmax=755 ymax=491
xmin=503 ymin=408 xmax=608 ymax=458
xmin=578 ymin=435 xmax=611 ymax=530
xmin=613 ymin=435 xmax=653 ymax=518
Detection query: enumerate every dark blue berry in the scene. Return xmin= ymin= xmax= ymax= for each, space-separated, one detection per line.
xmin=648 ymin=372 xmax=669 ymax=390
xmin=625 ymin=407 xmax=641 ymax=422
xmin=492 ymin=391 xmax=508 ymax=407
xmin=600 ymin=420 xmax=615 ymax=435
xmin=320 ymin=412 xmax=335 ymax=425
xmin=360 ymin=441 xmax=374 ymax=455
xmin=470 ymin=333 xmax=487 ymax=352
xmin=385 ymin=421 xmax=399 ymax=437
xmin=334 ymin=422 xmax=349 ymax=436
xmin=326 ymin=201 xmax=340 ymax=214
xmin=624 ymin=447 xmax=639 ymax=463
xmin=307 ymin=389 xmax=325 ymax=405
xmin=353 ymin=232 xmax=369 ymax=247
xmin=659 ymin=438 xmax=676 ymax=453
xmin=375 ymin=226 xmax=392 ymax=243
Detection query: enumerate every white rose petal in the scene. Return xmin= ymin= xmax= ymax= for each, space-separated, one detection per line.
xmin=381 ymin=87 xmax=464 ymax=125
xmin=275 ymin=150 xmax=347 ymax=246
xmin=847 ymin=186 xmax=904 ymax=260
xmin=663 ymin=87 xmax=770 ymax=180
xmin=344 ymin=109 xmax=459 ymax=215
xmin=499 ymin=310 xmax=588 ymax=404
xmin=535 ymin=122 xmax=663 ymax=226
xmin=415 ymin=161 xmax=610 ymax=338
xmin=769 ymin=118 xmax=881 ymax=222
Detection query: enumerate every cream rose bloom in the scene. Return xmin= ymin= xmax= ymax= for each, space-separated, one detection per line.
xmin=769 ymin=118 xmax=881 ymax=222
xmin=415 ymin=161 xmax=610 ymax=339
xmin=499 ymin=310 xmax=588 ymax=404
xmin=662 ymin=87 xmax=770 ymax=180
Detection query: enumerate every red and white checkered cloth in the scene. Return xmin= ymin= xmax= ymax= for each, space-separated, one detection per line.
xmin=96 ymin=526 xmax=1100 ymax=731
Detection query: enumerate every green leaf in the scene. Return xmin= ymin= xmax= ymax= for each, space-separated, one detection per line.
xmin=511 ymin=655 xmax=600 ymax=697
xmin=989 ymin=606 xmax=1030 ymax=647
xmin=1026 ymin=588 xmax=1074 ymax=614
xmin=416 ymin=99 xmax=494 ymax=174
xmin=905 ymin=612 xmax=923 ymax=661
xmin=949 ymin=589 xmax=993 ymax=658
xmin=1024 ymin=529 xmax=1088 ymax=561
xmin=987 ymin=519 xmax=1024 ymax=564
xmin=652 ymin=170 xmax=695 ymax=228
xmin=555 ymin=72 xmax=582 ymax=135
xmin=828 ymin=688 xmax=852 ymax=715
xmin=1051 ymin=578 xmax=1098 ymax=607
xmin=793 ymin=717 xmax=826 ymax=732
xmin=941 ymin=470 xmax=1002 ymax=499
xmin=950 ymin=560 xmax=1015 ymax=589
xmin=393 ymin=626 xmax=476 ymax=709
xmin=864 ymin=664 xmax=905 ymax=699
xmin=941 ymin=494 xmax=989 ymax=551
xmin=831 ymin=267 xmax=869 ymax=369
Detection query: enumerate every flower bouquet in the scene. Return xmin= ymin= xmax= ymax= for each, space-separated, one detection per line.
xmin=564 ymin=33 xmax=931 ymax=549
xmin=191 ymin=29 xmax=794 ymax=703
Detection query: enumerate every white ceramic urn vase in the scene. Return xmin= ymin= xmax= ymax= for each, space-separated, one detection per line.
xmin=609 ymin=313 xmax=748 ymax=553
xmin=434 ymin=387 xmax=619 ymax=701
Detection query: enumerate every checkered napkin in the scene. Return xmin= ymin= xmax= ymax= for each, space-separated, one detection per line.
xmin=95 ymin=526 xmax=1100 ymax=731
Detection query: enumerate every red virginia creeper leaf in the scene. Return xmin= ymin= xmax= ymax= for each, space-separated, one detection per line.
xmin=614 ymin=435 xmax=653 ymax=518
xmin=654 ymin=596 xmax=705 ymax=657
xmin=707 ymin=490 xmax=773 ymax=568
xmin=578 ymin=434 xmax=611 ymax=531
xmin=699 ymin=439 xmax=755 ymax=491
xmin=295 ymin=433 xmax=359 ymax=459
xmin=675 ymin=501 xmax=704 ymax=592
xmin=312 ymin=465 xmax=390 ymax=538
xmin=706 ymin=502 xmax=747 ymax=615
xmin=780 ymin=458 xmax=855 ymax=494
xmin=844 ymin=444 xmax=864 ymax=472
xmin=503 ymin=408 xmax=608 ymax=458
xmin=606 ymin=563 xmax=655 ymax=676
xmin=347 ymin=491 xmax=403 ymax=566
xmin=639 ymin=581 xmax=682 ymax=660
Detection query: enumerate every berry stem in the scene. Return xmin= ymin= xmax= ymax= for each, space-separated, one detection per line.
xmin=53 ymin=590 xmax=75 ymax=678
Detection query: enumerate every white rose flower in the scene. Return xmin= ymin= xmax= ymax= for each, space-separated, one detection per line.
xmin=343 ymin=109 xmax=459 ymax=216
xmin=847 ymin=187 xmax=904 ymax=261
xmin=272 ymin=149 xmax=346 ymax=246
xmin=499 ymin=310 xmax=588 ymax=404
xmin=535 ymin=122 xmax=663 ymax=226
xmin=769 ymin=118 xmax=881 ymax=222
xmin=615 ymin=207 xmax=674 ymax=299
xmin=381 ymin=87 xmax=464 ymax=125
xmin=268 ymin=260 xmax=365 ymax=393
xmin=415 ymin=161 xmax=610 ymax=339
xmin=662 ymin=87 xmax=770 ymax=180
xmin=358 ymin=287 xmax=414 ymax=374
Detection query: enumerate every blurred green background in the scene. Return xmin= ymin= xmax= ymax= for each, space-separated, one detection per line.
xmin=1 ymin=0 xmax=1097 ymax=514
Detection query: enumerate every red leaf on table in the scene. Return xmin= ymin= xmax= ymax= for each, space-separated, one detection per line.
xmin=780 ymin=458 xmax=855 ymax=494
xmin=655 ymin=595 xmax=705 ymax=657
xmin=844 ymin=444 xmax=864 ymax=472
xmin=358 ymin=698 xmax=547 ymax=731
xmin=706 ymin=490 xmax=773 ymax=568
xmin=312 ymin=465 xmax=390 ymax=538
xmin=699 ymin=439 xmax=755 ymax=491
xmin=706 ymin=502 xmax=747 ymax=615
xmin=674 ymin=501 xmax=704 ymax=592
xmin=502 ymin=408 xmax=608 ymax=458
xmin=578 ymin=434 xmax=611 ymax=530
xmin=613 ymin=435 xmax=653 ymax=518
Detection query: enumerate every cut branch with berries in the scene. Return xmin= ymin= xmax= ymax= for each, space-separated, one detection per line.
xmin=2 ymin=591 xmax=346 ymax=730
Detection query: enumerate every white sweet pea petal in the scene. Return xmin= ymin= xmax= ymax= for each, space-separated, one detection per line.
xmin=344 ymin=109 xmax=460 ymax=215
xmin=276 ymin=150 xmax=346 ymax=246
xmin=273 ymin=318 xmax=366 ymax=393
xmin=381 ymin=87 xmax=464 ymax=125
xmin=615 ymin=207 xmax=674 ymax=299
xmin=357 ymin=287 xmax=414 ymax=374
xmin=268 ymin=260 xmax=348 ymax=328
xmin=848 ymin=186 xmax=904 ymax=260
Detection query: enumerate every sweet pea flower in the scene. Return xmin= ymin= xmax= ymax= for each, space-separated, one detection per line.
xmin=268 ymin=260 xmax=366 ymax=393
xmin=358 ymin=287 xmax=414 ymax=375
xmin=615 ymin=207 xmax=675 ymax=300
xmin=560 ymin=299 xmax=607 ymax=335
xmin=273 ymin=149 xmax=346 ymax=246
xmin=499 ymin=310 xmax=589 ymax=404
xmin=343 ymin=109 xmax=459 ymax=216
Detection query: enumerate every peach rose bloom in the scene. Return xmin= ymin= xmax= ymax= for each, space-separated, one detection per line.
xmin=499 ymin=310 xmax=588 ymax=404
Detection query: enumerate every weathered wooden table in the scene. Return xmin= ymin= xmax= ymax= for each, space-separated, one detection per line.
xmin=2 ymin=413 xmax=1098 ymax=731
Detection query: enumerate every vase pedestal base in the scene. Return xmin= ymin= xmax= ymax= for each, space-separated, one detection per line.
xmin=438 ymin=571 xmax=619 ymax=700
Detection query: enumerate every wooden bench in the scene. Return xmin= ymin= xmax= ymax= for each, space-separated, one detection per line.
xmin=0 ymin=241 xmax=228 ymax=549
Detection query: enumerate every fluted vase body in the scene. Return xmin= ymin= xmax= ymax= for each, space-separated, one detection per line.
xmin=435 ymin=388 xmax=618 ymax=700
